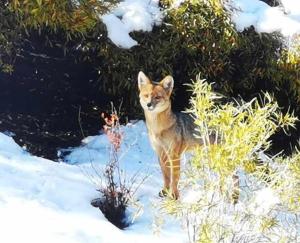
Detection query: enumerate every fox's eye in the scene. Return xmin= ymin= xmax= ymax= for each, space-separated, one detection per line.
xmin=155 ymin=96 xmax=161 ymax=100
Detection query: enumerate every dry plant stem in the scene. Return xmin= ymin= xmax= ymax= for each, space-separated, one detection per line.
xmin=77 ymin=105 xmax=102 ymax=186
xmin=98 ymin=104 xmax=150 ymax=228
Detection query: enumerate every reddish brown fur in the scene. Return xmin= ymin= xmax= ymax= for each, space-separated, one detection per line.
xmin=138 ymin=71 xmax=239 ymax=202
xmin=138 ymin=72 xmax=199 ymax=199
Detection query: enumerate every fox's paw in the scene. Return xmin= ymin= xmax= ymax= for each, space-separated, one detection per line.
xmin=158 ymin=188 xmax=179 ymax=200
xmin=158 ymin=189 xmax=169 ymax=198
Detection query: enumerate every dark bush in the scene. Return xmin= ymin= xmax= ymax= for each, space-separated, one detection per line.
xmin=1 ymin=0 xmax=299 ymax=155
xmin=3 ymin=0 xmax=299 ymax=117
xmin=78 ymin=1 xmax=299 ymax=118
xmin=0 ymin=1 xmax=21 ymax=73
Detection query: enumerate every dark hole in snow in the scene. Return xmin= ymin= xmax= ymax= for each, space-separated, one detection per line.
xmin=91 ymin=196 xmax=130 ymax=230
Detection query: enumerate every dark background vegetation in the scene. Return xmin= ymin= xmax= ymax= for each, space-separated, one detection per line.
xmin=0 ymin=0 xmax=299 ymax=159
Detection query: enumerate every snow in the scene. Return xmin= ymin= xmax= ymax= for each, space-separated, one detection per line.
xmin=0 ymin=132 xmax=26 ymax=157
xmin=101 ymin=0 xmax=162 ymax=48
xmin=229 ymin=0 xmax=300 ymax=37
xmin=281 ymin=0 xmax=300 ymax=19
xmin=0 ymin=120 xmax=299 ymax=242
xmin=0 ymin=121 xmax=186 ymax=243
xmin=249 ymin=188 xmax=280 ymax=216
xmin=102 ymin=14 xmax=138 ymax=49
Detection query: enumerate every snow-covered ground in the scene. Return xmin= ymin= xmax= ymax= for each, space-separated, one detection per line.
xmin=0 ymin=120 xmax=299 ymax=242
xmin=0 ymin=121 xmax=187 ymax=243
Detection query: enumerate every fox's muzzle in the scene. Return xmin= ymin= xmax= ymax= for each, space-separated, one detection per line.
xmin=146 ymin=102 xmax=155 ymax=111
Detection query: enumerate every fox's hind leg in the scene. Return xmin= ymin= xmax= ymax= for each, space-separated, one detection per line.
xmin=232 ymin=174 xmax=240 ymax=204
xmin=169 ymin=155 xmax=180 ymax=200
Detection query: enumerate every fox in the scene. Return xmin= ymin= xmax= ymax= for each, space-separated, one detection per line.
xmin=137 ymin=71 xmax=217 ymax=199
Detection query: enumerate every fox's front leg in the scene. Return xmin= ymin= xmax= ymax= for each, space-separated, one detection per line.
xmin=158 ymin=150 xmax=171 ymax=193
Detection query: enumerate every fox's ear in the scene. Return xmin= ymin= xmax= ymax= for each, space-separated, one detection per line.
xmin=160 ymin=75 xmax=174 ymax=95
xmin=138 ymin=71 xmax=151 ymax=90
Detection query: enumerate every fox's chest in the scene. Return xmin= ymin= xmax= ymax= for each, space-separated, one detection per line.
xmin=148 ymin=129 xmax=178 ymax=152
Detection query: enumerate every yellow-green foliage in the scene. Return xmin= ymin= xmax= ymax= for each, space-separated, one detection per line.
xmin=9 ymin=0 xmax=116 ymax=34
xmin=0 ymin=0 xmax=117 ymax=73
xmin=278 ymin=36 xmax=300 ymax=102
xmin=158 ymin=76 xmax=300 ymax=242
xmin=0 ymin=1 xmax=20 ymax=73
xmin=188 ymin=76 xmax=297 ymax=180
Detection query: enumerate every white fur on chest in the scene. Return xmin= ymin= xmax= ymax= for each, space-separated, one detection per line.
xmin=148 ymin=129 xmax=174 ymax=153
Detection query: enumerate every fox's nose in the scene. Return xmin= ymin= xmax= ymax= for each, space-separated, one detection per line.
xmin=147 ymin=102 xmax=152 ymax=108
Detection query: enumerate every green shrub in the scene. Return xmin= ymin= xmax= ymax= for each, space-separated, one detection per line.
xmin=0 ymin=1 xmax=21 ymax=73
xmin=83 ymin=0 xmax=238 ymax=114
xmin=278 ymin=36 xmax=300 ymax=102
xmin=9 ymin=0 xmax=116 ymax=34
xmin=80 ymin=0 xmax=299 ymax=117
xmin=158 ymin=76 xmax=300 ymax=243
xmin=1 ymin=0 xmax=300 ymax=120
xmin=0 ymin=0 xmax=116 ymax=73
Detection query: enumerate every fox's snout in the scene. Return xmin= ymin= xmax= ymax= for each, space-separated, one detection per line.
xmin=142 ymin=98 xmax=157 ymax=111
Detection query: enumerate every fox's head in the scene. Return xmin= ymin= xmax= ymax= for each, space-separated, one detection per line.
xmin=138 ymin=71 xmax=174 ymax=113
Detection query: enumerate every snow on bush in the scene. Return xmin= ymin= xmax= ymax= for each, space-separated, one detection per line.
xmin=102 ymin=0 xmax=162 ymax=48
xmin=102 ymin=0 xmax=300 ymax=48
xmin=229 ymin=0 xmax=300 ymax=37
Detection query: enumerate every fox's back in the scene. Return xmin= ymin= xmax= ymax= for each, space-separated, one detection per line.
xmin=174 ymin=112 xmax=202 ymax=148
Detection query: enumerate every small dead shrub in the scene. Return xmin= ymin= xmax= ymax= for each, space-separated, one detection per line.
xmin=91 ymin=105 xmax=144 ymax=229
